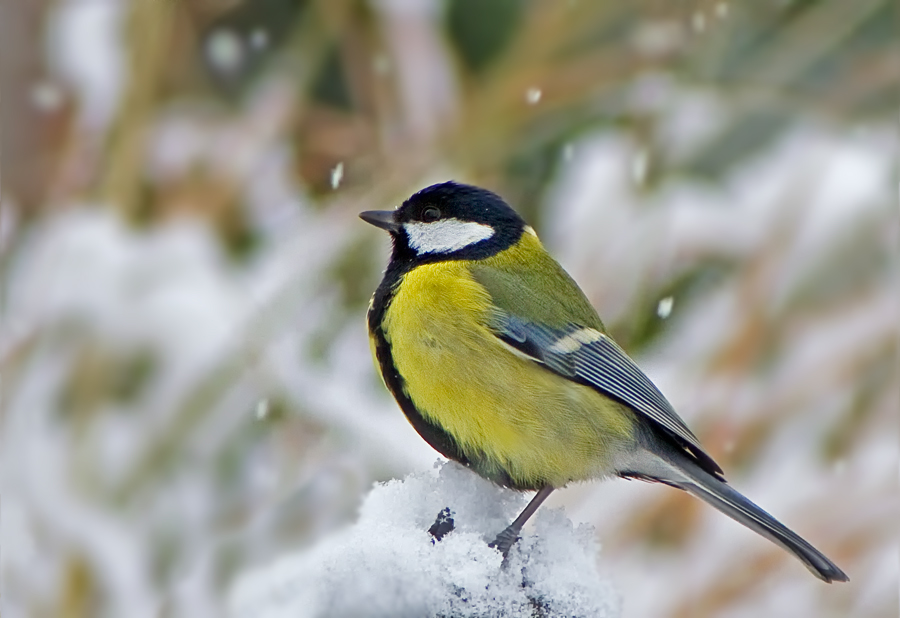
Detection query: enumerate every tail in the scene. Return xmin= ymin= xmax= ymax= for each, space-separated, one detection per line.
xmin=649 ymin=448 xmax=848 ymax=583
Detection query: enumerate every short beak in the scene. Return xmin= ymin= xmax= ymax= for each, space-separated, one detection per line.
xmin=359 ymin=210 xmax=401 ymax=233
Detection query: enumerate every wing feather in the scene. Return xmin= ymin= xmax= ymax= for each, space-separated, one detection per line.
xmin=493 ymin=314 xmax=722 ymax=476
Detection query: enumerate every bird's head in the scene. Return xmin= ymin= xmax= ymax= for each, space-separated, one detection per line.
xmin=360 ymin=181 xmax=527 ymax=264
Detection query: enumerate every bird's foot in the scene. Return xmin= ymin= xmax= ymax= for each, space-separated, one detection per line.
xmin=488 ymin=526 xmax=520 ymax=559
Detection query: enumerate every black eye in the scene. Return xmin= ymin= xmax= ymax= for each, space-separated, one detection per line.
xmin=422 ymin=207 xmax=441 ymax=222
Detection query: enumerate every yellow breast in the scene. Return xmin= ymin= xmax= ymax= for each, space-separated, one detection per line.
xmin=380 ymin=260 xmax=635 ymax=488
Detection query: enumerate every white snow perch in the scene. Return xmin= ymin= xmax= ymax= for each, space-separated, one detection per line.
xmin=229 ymin=462 xmax=619 ymax=618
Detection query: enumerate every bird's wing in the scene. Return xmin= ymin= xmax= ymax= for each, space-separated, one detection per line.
xmin=492 ymin=313 xmax=723 ymax=476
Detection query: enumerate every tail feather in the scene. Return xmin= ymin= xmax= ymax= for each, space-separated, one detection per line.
xmin=656 ymin=450 xmax=848 ymax=583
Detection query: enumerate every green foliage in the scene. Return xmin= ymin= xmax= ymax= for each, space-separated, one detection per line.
xmin=310 ymin=43 xmax=354 ymax=110
xmin=445 ymin=0 xmax=524 ymax=72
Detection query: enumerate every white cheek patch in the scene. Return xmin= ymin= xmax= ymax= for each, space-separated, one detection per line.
xmin=404 ymin=219 xmax=494 ymax=254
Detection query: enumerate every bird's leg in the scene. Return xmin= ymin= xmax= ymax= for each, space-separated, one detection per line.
xmin=489 ymin=485 xmax=555 ymax=558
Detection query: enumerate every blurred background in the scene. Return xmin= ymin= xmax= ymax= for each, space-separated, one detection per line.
xmin=1 ymin=0 xmax=897 ymax=616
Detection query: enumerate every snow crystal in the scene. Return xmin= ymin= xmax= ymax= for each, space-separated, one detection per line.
xmin=229 ymin=461 xmax=619 ymax=618
xmin=330 ymin=162 xmax=344 ymax=189
xmin=207 ymin=28 xmax=245 ymax=74
xmin=656 ymin=296 xmax=674 ymax=319
xmin=255 ymin=399 xmax=270 ymax=421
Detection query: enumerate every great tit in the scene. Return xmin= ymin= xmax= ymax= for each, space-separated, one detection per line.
xmin=361 ymin=181 xmax=847 ymax=583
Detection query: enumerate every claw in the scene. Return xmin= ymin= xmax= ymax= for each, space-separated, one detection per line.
xmin=488 ymin=526 xmax=520 ymax=558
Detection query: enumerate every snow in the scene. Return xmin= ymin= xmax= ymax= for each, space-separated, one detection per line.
xmin=5 ymin=2 xmax=894 ymax=612
xmin=1 ymin=202 xmax=438 ymax=618
xmin=46 ymin=0 xmax=124 ymax=130
xmin=542 ymin=119 xmax=895 ymax=617
xmin=207 ymin=28 xmax=246 ymax=75
xmin=330 ymin=162 xmax=344 ymax=189
xmin=229 ymin=461 xmax=620 ymax=618
xmin=656 ymin=296 xmax=674 ymax=319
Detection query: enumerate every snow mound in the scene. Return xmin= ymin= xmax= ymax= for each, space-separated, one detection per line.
xmin=229 ymin=461 xmax=619 ymax=618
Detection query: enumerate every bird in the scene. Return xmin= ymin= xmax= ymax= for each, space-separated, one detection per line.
xmin=360 ymin=181 xmax=848 ymax=583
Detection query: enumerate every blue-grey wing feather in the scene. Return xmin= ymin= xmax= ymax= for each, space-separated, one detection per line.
xmin=493 ymin=314 xmax=721 ymax=475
